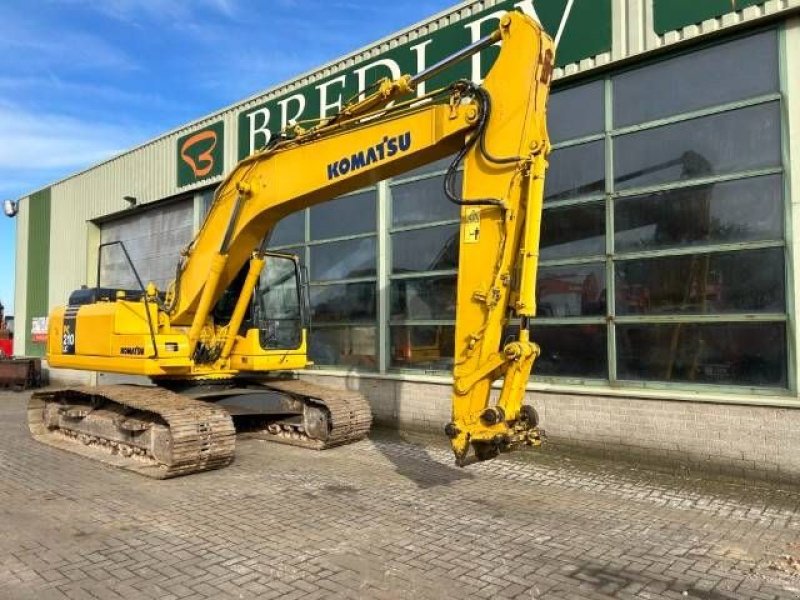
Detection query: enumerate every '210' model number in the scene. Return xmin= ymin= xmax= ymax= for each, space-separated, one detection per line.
xmin=62 ymin=332 xmax=75 ymax=353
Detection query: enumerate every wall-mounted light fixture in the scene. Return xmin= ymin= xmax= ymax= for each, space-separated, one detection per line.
xmin=123 ymin=195 xmax=137 ymax=208
xmin=3 ymin=200 xmax=18 ymax=218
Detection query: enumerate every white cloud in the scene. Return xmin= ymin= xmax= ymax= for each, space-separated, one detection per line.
xmin=0 ymin=102 xmax=140 ymax=172
xmin=0 ymin=21 xmax=139 ymax=72
xmin=59 ymin=0 xmax=240 ymax=27
xmin=0 ymin=75 xmax=181 ymax=113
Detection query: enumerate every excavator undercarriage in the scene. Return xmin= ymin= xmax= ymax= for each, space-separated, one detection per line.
xmin=28 ymin=379 xmax=371 ymax=478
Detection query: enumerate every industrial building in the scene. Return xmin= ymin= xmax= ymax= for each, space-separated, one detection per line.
xmin=12 ymin=0 xmax=800 ymax=478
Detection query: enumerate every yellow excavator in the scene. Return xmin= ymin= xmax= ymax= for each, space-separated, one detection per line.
xmin=28 ymin=11 xmax=555 ymax=477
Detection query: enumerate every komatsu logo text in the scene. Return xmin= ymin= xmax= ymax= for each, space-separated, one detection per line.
xmin=327 ymin=132 xmax=412 ymax=180
xmin=120 ymin=346 xmax=145 ymax=356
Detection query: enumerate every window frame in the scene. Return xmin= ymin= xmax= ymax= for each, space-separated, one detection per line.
xmin=262 ymin=26 xmax=793 ymax=395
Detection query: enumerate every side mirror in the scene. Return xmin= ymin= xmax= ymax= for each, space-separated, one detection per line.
xmin=3 ymin=200 xmax=18 ymax=218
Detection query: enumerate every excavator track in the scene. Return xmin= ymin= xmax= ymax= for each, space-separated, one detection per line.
xmin=249 ymin=379 xmax=372 ymax=449
xmin=28 ymin=385 xmax=235 ymax=479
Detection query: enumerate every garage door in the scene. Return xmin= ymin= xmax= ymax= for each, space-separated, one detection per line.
xmin=99 ymin=199 xmax=194 ymax=293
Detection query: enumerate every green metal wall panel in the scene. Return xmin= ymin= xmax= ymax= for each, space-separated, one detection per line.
xmin=25 ymin=188 xmax=51 ymax=357
xmin=654 ymin=0 xmax=767 ymax=35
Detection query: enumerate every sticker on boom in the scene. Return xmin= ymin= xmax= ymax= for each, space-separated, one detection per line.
xmin=327 ymin=132 xmax=412 ymax=180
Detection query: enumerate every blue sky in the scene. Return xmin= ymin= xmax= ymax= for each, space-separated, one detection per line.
xmin=0 ymin=0 xmax=455 ymax=314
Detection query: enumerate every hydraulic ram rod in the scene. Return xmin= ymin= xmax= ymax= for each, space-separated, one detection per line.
xmin=409 ymin=31 xmax=502 ymax=88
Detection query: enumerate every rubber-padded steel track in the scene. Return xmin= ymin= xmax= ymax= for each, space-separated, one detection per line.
xmin=254 ymin=379 xmax=372 ymax=449
xmin=28 ymin=385 xmax=235 ymax=479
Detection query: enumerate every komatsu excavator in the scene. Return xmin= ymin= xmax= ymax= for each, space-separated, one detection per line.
xmin=28 ymin=11 xmax=555 ymax=477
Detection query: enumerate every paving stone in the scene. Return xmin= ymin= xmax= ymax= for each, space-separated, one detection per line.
xmin=1 ymin=390 xmax=800 ymax=599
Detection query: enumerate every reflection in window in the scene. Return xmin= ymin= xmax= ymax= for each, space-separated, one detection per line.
xmin=311 ymin=283 xmax=376 ymax=322
xmin=390 ymin=325 xmax=454 ymax=370
xmin=310 ymin=237 xmax=376 ymax=281
xmin=538 ymin=264 xmax=606 ymax=317
xmin=617 ymin=322 xmax=786 ymax=386
xmin=310 ymin=190 xmax=376 ymax=239
xmin=524 ymin=324 xmax=607 ymax=379
xmin=391 ymin=173 xmax=460 ymax=227
xmin=615 ymin=248 xmax=785 ymax=316
xmin=390 ymin=276 xmax=456 ymax=320
xmin=613 ymin=31 xmax=778 ymax=128
xmin=545 ymin=141 xmax=605 ymax=201
xmin=541 ymin=202 xmax=605 ymax=260
xmin=549 ymin=80 xmax=604 ymax=143
xmin=614 ymin=103 xmax=781 ymax=190
xmin=269 ymin=211 xmax=304 ymax=247
xmin=615 ymin=175 xmax=783 ymax=252
xmin=309 ymin=326 xmax=376 ymax=368
xmin=391 ymin=224 xmax=459 ymax=273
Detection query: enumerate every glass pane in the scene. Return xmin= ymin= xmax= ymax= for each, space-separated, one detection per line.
xmin=541 ymin=202 xmax=605 ymax=260
xmin=391 ymin=173 xmax=460 ymax=227
xmin=392 ymin=156 xmax=454 ymax=182
xmin=516 ymin=324 xmax=608 ymax=378
xmin=392 ymin=224 xmax=459 ymax=273
xmin=545 ymin=141 xmax=605 ymax=202
xmin=310 ymin=190 xmax=376 ymax=239
xmin=390 ymin=276 xmax=456 ymax=320
xmin=256 ymin=255 xmax=302 ymax=350
xmin=200 ymin=188 xmax=215 ymax=217
xmin=538 ymin=264 xmax=606 ymax=317
xmin=309 ymin=326 xmax=376 ymax=368
xmin=615 ymin=248 xmax=785 ymax=315
xmin=614 ymin=103 xmax=781 ymax=191
xmin=617 ymin=322 xmax=787 ymax=387
xmin=310 ymin=283 xmax=376 ymax=322
xmin=390 ymin=325 xmax=454 ymax=370
xmin=615 ymin=175 xmax=784 ymax=252
xmin=614 ymin=31 xmax=778 ymax=128
xmin=549 ymin=80 xmax=604 ymax=143
xmin=269 ymin=211 xmax=304 ymax=247
xmin=310 ymin=237 xmax=376 ymax=281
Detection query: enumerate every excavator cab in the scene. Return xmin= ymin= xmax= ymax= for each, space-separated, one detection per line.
xmin=211 ymin=250 xmax=308 ymax=352
xmin=253 ymin=252 xmax=308 ymax=351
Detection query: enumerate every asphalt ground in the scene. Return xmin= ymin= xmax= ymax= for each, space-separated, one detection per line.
xmin=2 ymin=389 xmax=800 ymax=599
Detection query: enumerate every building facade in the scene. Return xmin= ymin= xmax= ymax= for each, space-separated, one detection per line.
xmin=13 ymin=0 xmax=800 ymax=479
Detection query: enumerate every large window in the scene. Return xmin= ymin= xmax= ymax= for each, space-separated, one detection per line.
xmin=534 ymin=28 xmax=786 ymax=389
xmin=389 ymin=163 xmax=459 ymax=371
xmin=268 ymin=189 xmax=378 ymax=369
xmin=265 ymin=29 xmax=789 ymax=391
